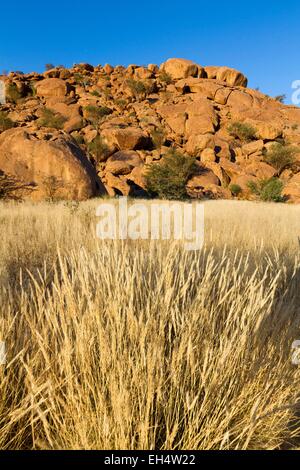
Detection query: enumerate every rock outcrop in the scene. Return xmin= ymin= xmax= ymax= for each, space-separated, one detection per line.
xmin=0 ymin=57 xmax=300 ymax=202
xmin=0 ymin=128 xmax=104 ymax=200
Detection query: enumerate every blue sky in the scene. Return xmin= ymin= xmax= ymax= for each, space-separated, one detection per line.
xmin=1 ymin=1 xmax=299 ymax=103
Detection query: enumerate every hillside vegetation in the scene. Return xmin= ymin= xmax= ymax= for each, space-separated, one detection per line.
xmin=0 ymin=58 xmax=300 ymax=203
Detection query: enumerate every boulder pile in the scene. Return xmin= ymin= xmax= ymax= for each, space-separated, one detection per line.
xmin=0 ymin=57 xmax=299 ymax=202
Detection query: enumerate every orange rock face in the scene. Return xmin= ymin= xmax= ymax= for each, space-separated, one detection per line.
xmin=0 ymin=128 xmax=105 ymax=200
xmin=0 ymin=58 xmax=300 ymax=202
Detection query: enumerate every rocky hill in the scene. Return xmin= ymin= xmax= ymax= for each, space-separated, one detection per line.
xmin=0 ymin=58 xmax=300 ymax=202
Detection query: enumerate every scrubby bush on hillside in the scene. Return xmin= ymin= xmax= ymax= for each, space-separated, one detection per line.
xmin=0 ymin=172 xmax=33 ymax=200
xmin=0 ymin=111 xmax=14 ymax=132
xmin=274 ymin=94 xmax=286 ymax=103
xmin=6 ymin=83 xmax=22 ymax=103
xmin=84 ymin=105 xmax=112 ymax=126
xmin=228 ymin=121 xmax=257 ymax=142
xmin=87 ymin=135 xmax=109 ymax=163
xmin=126 ymin=78 xmax=152 ymax=100
xmin=43 ymin=175 xmax=64 ymax=202
xmin=38 ymin=108 xmax=67 ymax=129
xmin=229 ymin=184 xmax=242 ymax=197
xmin=263 ymin=142 xmax=299 ymax=173
xmin=45 ymin=63 xmax=55 ymax=71
xmin=248 ymin=177 xmax=285 ymax=202
xmin=145 ymin=149 xmax=198 ymax=200
xmin=159 ymin=70 xmax=172 ymax=84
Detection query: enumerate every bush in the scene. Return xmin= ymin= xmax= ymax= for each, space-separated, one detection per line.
xmin=263 ymin=142 xmax=299 ymax=173
xmin=38 ymin=108 xmax=67 ymax=129
xmin=229 ymin=184 xmax=242 ymax=197
xmin=45 ymin=63 xmax=55 ymax=71
xmin=6 ymin=83 xmax=22 ymax=103
xmin=84 ymin=105 xmax=112 ymax=126
xmin=0 ymin=111 xmax=14 ymax=132
xmin=90 ymin=90 xmax=100 ymax=97
xmin=159 ymin=71 xmax=172 ymax=84
xmin=88 ymin=135 xmax=109 ymax=163
xmin=228 ymin=121 xmax=257 ymax=142
xmin=115 ymin=98 xmax=127 ymax=110
xmin=145 ymin=149 xmax=198 ymax=200
xmin=43 ymin=175 xmax=64 ymax=202
xmin=274 ymin=94 xmax=286 ymax=103
xmin=126 ymin=78 xmax=151 ymax=100
xmin=247 ymin=178 xmax=285 ymax=202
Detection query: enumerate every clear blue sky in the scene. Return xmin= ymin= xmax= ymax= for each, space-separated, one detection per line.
xmin=1 ymin=1 xmax=299 ymax=103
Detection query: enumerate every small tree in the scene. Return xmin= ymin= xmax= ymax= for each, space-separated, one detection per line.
xmin=45 ymin=63 xmax=55 ymax=71
xmin=274 ymin=94 xmax=286 ymax=103
xmin=145 ymin=149 xmax=198 ymax=200
xmin=0 ymin=172 xmax=34 ymax=200
xmin=228 ymin=121 xmax=257 ymax=142
xmin=0 ymin=111 xmax=14 ymax=132
xmin=263 ymin=142 xmax=299 ymax=174
xmin=43 ymin=175 xmax=64 ymax=201
xmin=247 ymin=178 xmax=285 ymax=202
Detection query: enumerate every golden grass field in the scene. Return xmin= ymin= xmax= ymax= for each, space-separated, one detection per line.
xmin=0 ymin=198 xmax=300 ymax=449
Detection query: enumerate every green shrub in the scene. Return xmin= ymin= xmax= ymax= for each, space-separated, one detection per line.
xmin=228 ymin=121 xmax=257 ymax=142
xmin=159 ymin=71 xmax=172 ymax=84
xmin=145 ymin=149 xmax=198 ymax=200
xmin=45 ymin=63 xmax=55 ymax=71
xmin=90 ymin=90 xmax=100 ymax=97
xmin=6 ymin=83 xmax=22 ymax=103
xmin=247 ymin=178 xmax=285 ymax=202
xmin=0 ymin=111 xmax=14 ymax=132
xmin=38 ymin=108 xmax=67 ymax=129
xmin=274 ymin=94 xmax=286 ymax=103
xmin=84 ymin=105 xmax=112 ymax=126
xmin=229 ymin=184 xmax=242 ymax=197
xmin=115 ymin=98 xmax=127 ymax=110
xmin=126 ymin=78 xmax=151 ymax=100
xmin=88 ymin=135 xmax=109 ymax=163
xmin=263 ymin=142 xmax=299 ymax=173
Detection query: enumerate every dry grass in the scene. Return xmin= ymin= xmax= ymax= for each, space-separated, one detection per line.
xmin=0 ymin=198 xmax=300 ymax=449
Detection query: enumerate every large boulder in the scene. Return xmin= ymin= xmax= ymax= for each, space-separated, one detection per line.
xmin=101 ymin=127 xmax=150 ymax=151
xmin=105 ymin=150 xmax=143 ymax=175
xmin=160 ymin=58 xmax=202 ymax=80
xmin=216 ymin=66 xmax=248 ymax=87
xmin=185 ymin=98 xmax=218 ymax=137
xmin=0 ymin=128 xmax=105 ymax=200
xmin=35 ymin=78 xmax=68 ymax=99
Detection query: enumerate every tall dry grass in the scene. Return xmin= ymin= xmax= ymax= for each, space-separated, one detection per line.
xmin=0 ymin=199 xmax=300 ymax=449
